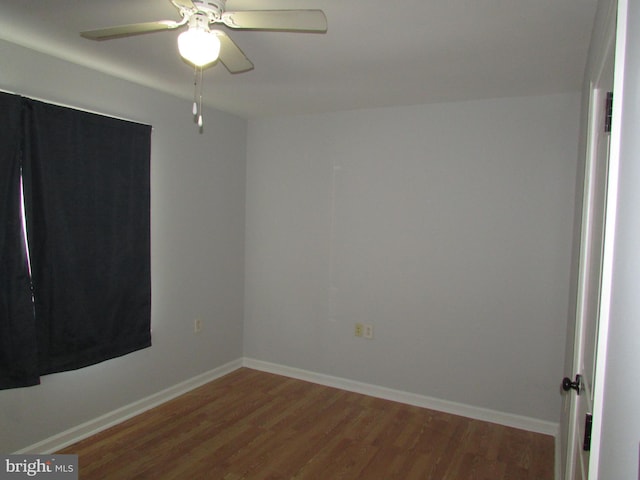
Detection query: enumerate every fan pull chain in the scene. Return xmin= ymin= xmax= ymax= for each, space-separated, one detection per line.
xmin=191 ymin=67 xmax=205 ymax=132
xmin=192 ymin=66 xmax=199 ymax=118
xmin=198 ymin=67 xmax=204 ymax=129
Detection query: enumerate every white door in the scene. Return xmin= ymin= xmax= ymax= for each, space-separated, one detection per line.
xmin=563 ymin=10 xmax=615 ymax=480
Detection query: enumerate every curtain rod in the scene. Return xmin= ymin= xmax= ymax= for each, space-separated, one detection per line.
xmin=0 ymin=88 xmax=152 ymax=129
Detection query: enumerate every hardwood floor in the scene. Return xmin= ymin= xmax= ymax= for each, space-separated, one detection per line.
xmin=58 ymin=368 xmax=554 ymax=479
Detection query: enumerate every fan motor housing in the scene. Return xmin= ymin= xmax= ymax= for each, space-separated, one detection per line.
xmin=192 ymin=0 xmax=226 ymax=22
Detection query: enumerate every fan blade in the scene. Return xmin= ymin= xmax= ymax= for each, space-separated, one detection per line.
xmin=221 ymin=10 xmax=327 ymax=32
xmin=215 ymin=31 xmax=254 ymax=73
xmin=81 ymin=20 xmax=182 ymax=40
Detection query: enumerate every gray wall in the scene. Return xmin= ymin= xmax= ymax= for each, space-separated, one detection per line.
xmin=0 ymin=37 xmax=585 ymax=453
xmin=245 ymin=94 xmax=581 ymax=423
xmin=597 ymin=0 xmax=640 ymax=477
xmin=0 ymin=40 xmax=247 ymax=453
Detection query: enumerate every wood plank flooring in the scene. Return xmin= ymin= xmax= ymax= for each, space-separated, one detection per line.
xmin=57 ymin=368 xmax=554 ymax=479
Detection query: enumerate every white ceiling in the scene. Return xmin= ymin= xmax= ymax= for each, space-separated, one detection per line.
xmin=0 ymin=0 xmax=598 ymax=119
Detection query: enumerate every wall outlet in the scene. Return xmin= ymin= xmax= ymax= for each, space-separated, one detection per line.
xmin=363 ymin=324 xmax=374 ymax=339
xmin=194 ymin=318 xmax=203 ymax=334
xmin=354 ymin=323 xmax=364 ymax=337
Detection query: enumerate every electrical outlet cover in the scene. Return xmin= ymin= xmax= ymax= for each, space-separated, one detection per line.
xmin=364 ymin=324 xmax=374 ymax=339
xmin=194 ymin=318 xmax=203 ymax=333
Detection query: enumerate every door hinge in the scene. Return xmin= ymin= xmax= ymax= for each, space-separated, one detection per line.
xmin=605 ymin=91 xmax=613 ymax=133
xmin=583 ymin=413 xmax=593 ymax=451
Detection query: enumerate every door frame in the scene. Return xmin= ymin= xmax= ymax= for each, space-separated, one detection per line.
xmin=588 ymin=0 xmax=627 ymax=476
xmin=562 ymin=0 xmax=625 ymax=478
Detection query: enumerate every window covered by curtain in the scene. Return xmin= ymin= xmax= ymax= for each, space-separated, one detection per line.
xmin=0 ymin=93 xmax=40 ymax=389
xmin=0 ymin=93 xmax=152 ymax=389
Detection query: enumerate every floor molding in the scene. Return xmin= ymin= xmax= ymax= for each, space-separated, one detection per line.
xmin=243 ymin=358 xmax=560 ymax=438
xmin=17 ymin=356 xmax=560 ymax=471
xmin=14 ymin=359 xmax=243 ymax=454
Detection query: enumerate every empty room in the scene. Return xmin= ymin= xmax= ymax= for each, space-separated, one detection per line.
xmin=2 ymin=0 xmax=640 ymax=479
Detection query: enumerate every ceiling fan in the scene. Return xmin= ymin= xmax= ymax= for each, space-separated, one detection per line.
xmin=80 ymin=0 xmax=327 ymax=129
xmin=81 ymin=0 xmax=328 ymax=72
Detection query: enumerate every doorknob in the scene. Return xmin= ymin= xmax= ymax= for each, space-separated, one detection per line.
xmin=562 ymin=374 xmax=582 ymax=394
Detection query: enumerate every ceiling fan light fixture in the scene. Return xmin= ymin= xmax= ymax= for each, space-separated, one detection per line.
xmin=178 ymin=26 xmax=220 ymax=67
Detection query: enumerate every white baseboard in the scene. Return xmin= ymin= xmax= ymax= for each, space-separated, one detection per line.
xmin=14 ymin=358 xmax=243 ymax=454
xmin=243 ymin=357 xmax=560 ymax=438
xmin=16 ymin=355 xmax=560 ymax=470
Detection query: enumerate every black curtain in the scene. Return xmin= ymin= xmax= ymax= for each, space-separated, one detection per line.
xmin=0 ymin=93 xmax=40 ymax=389
xmin=0 ymin=93 xmax=152 ymax=388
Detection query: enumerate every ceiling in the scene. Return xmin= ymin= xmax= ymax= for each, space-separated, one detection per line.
xmin=0 ymin=0 xmax=598 ymax=119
